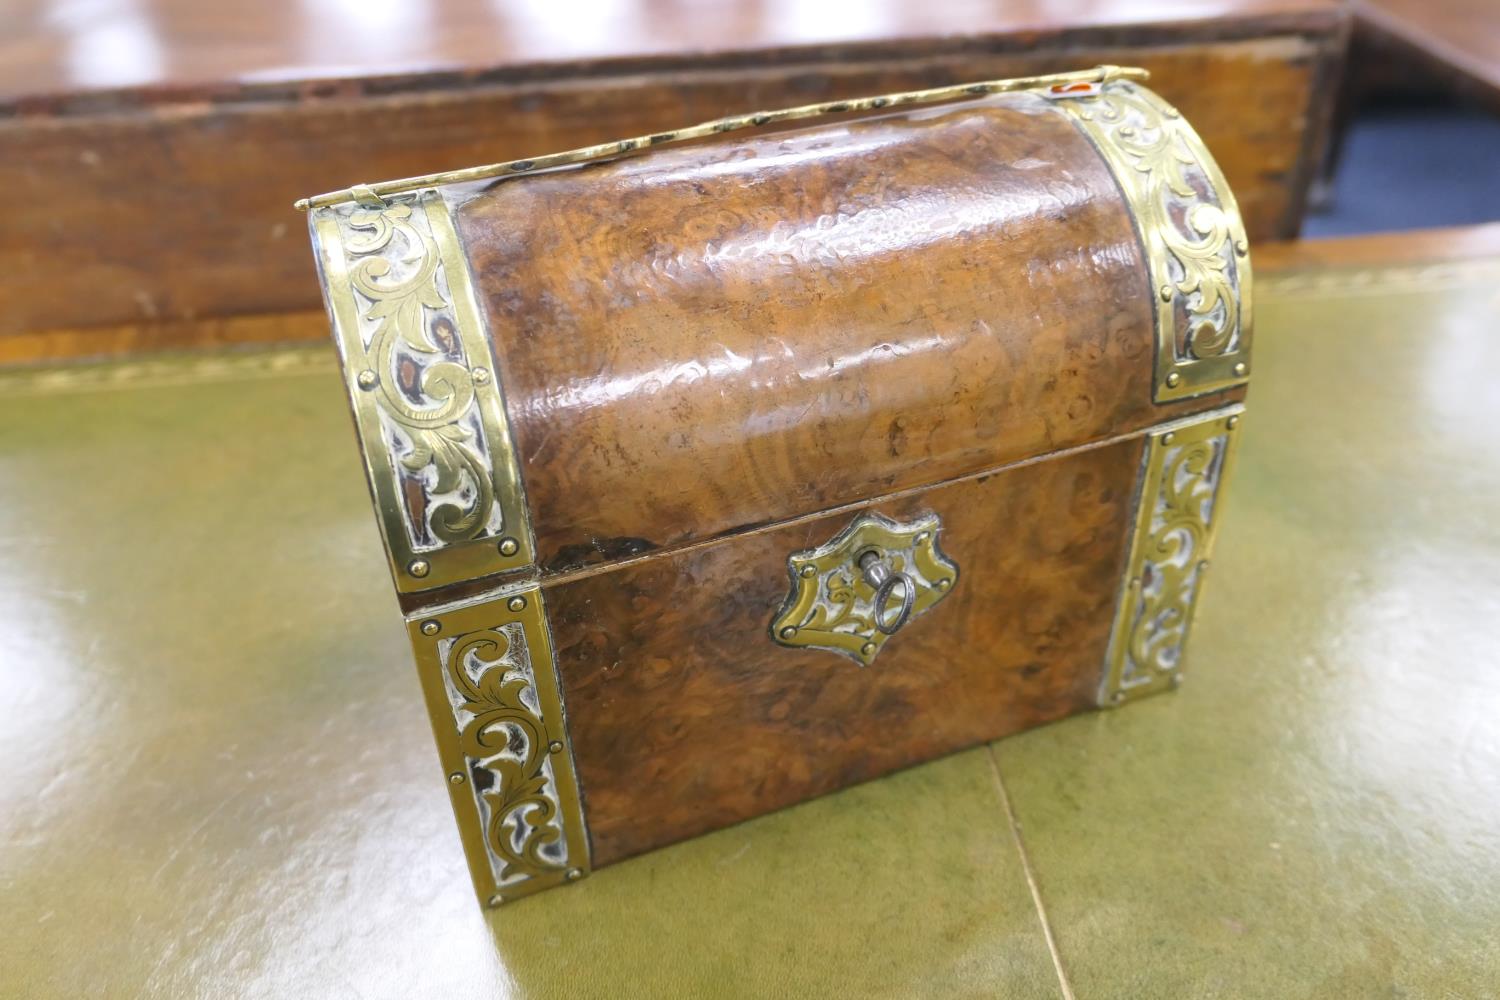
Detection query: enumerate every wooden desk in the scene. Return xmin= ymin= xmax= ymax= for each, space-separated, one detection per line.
xmin=1354 ymin=0 xmax=1500 ymax=106
xmin=0 ymin=0 xmax=1344 ymax=358
xmin=2 ymin=226 xmax=1498 ymax=996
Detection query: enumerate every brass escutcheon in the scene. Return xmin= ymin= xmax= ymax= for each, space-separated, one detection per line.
xmin=770 ymin=512 xmax=959 ymax=666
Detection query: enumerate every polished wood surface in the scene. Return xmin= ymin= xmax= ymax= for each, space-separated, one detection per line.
xmin=0 ymin=4 xmax=1342 ymax=353
xmin=546 ymin=436 xmax=1143 ymax=865
xmin=1255 ymin=221 xmax=1500 ymax=271
xmin=455 ymin=94 xmax=1240 ymax=572
xmin=4 ymin=0 xmax=1335 ymax=101
xmin=1354 ymin=0 xmax=1500 ymax=104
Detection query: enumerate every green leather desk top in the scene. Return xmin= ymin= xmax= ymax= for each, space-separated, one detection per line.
xmin=2 ymin=251 xmax=1498 ymax=998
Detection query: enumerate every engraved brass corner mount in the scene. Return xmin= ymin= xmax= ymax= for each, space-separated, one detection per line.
xmin=771 ymin=513 xmax=959 ymax=666
xmin=1055 ymin=81 xmax=1253 ymax=403
xmin=311 ymin=190 xmax=535 ymax=593
xmin=407 ymin=585 xmax=590 ymax=905
xmin=1100 ymin=407 xmax=1243 ymax=706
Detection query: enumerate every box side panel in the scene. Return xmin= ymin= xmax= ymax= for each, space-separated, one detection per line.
xmin=546 ymin=434 xmax=1146 ymax=867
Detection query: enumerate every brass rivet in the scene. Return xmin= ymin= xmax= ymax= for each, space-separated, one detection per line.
xmin=507 ymin=595 xmax=527 ymax=613
xmin=1162 ymin=432 xmax=1176 ymax=445
xmin=1198 ymin=560 xmax=1210 ymax=572
xmin=1227 ymin=415 xmax=1241 ymax=429
xmin=1165 ymin=372 xmax=1182 ymax=388
xmin=779 ymin=626 xmax=797 ymax=639
xmin=471 ymin=366 xmax=491 ymax=385
xmin=1130 ymin=577 xmax=1142 ymax=589
xmin=937 ymin=578 xmax=951 ymax=589
xmin=548 ymin=740 xmax=564 ymax=754
xmin=566 ymin=868 xmax=584 ymax=881
xmin=487 ymin=894 xmax=503 ymax=908
xmin=1159 ymin=284 xmax=1173 ymax=302
xmin=449 ymin=771 xmax=465 ymax=784
xmin=1235 ymin=239 xmax=1249 ymax=256
xmin=407 ymin=559 xmax=430 ymax=578
xmin=1170 ymin=673 xmax=1185 ymax=688
xmin=356 ymin=369 xmax=378 ymax=390
xmin=799 ymin=564 xmax=816 ymax=578
xmin=860 ymin=642 xmax=876 ymax=656
xmin=1111 ymin=691 xmax=1126 ymax=705
xmin=498 ymin=537 xmax=520 ymax=557
xmin=1233 ymin=362 xmax=1248 ymax=377
xmin=420 ymin=619 xmax=441 ymax=636
xmin=915 ymin=531 xmax=930 ymax=544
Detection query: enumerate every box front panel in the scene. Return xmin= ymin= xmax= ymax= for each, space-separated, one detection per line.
xmin=543 ymin=435 xmax=1145 ymax=867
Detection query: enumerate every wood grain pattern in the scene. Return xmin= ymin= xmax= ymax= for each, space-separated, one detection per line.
xmin=0 ymin=15 xmax=1342 ymax=352
xmin=456 ymin=92 xmax=1242 ymax=574
xmin=1353 ymin=0 xmax=1500 ymax=106
xmin=545 ymin=436 xmax=1145 ymax=866
xmin=1254 ymin=222 xmax=1500 ymax=272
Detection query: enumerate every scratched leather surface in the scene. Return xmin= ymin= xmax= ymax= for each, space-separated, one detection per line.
xmin=2 ymin=256 xmax=1498 ymax=996
xmin=454 ymin=93 xmax=1241 ymax=573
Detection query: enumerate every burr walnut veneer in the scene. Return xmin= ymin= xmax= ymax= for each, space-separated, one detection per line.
xmin=305 ymin=69 xmax=1251 ymax=904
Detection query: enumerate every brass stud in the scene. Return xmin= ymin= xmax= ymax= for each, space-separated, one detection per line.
xmin=1227 ymin=415 xmax=1240 ymax=429
xmin=449 ymin=771 xmax=465 ymax=785
xmin=860 ymin=642 xmax=876 ymax=656
xmin=936 ymin=578 xmax=951 ymax=590
xmin=507 ymin=595 xmax=527 ymax=613
xmin=566 ymin=868 xmax=584 ymax=881
xmin=407 ymin=559 xmax=430 ymax=578
xmin=471 ymin=366 xmax=491 ymax=386
xmin=1198 ymin=560 xmax=1210 ymax=572
xmin=548 ymin=740 xmax=564 ymax=754
xmin=488 ymin=894 xmax=503 ymax=908
xmin=1111 ymin=691 xmax=1126 ymax=705
xmin=1235 ymin=239 xmax=1249 ymax=256
xmin=1159 ymin=284 xmax=1174 ymax=302
xmin=498 ymin=537 xmax=520 ymax=557
xmin=356 ymin=369 xmax=378 ymax=390
xmin=779 ymin=626 xmax=797 ymax=639
xmin=1233 ymin=362 xmax=1248 ymax=377
xmin=799 ymin=564 xmax=816 ymax=578
xmin=1170 ymin=672 xmax=1185 ymax=688
xmin=1162 ymin=432 xmax=1176 ymax=445
xmin=915 ymin=531 xmax=930 ymax=544
xmin=420 ymin=619 xmax=441 ymax=636
xmin=1130 ymin=577 xmax=1142 ymax=589
xmin=1165 ymin=372 xmax=1181 ymax=388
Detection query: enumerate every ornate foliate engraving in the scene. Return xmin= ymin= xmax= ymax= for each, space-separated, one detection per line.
xmin=312 ymin=190 xmax=533 ymax=591
xmin=444 ymin=623 xmax=571 ymax=886
xmin=1103 ymin=409 xmax=1241 ymax=704
xmin=408 ymin=588 xmax=589 ymax=904
xmin=1057 ymin=81 xmax=1253 ymax=402
xmin=771 ymin=512 xmax=958 ymax=667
